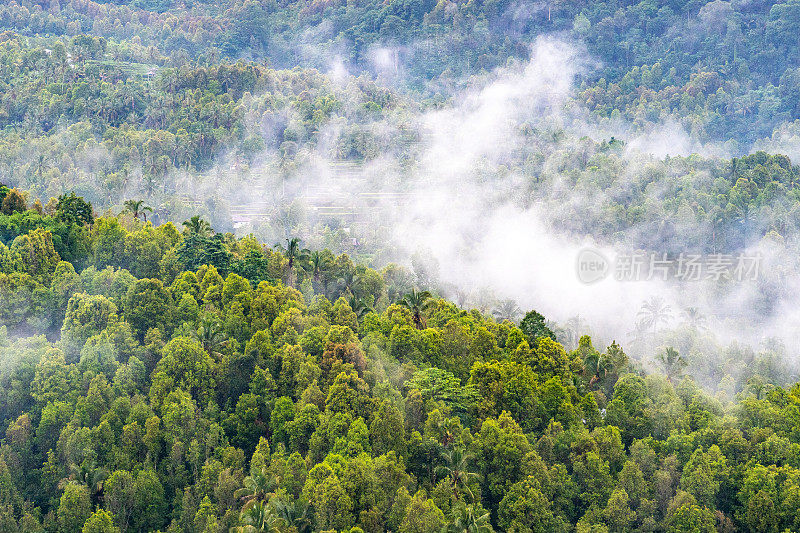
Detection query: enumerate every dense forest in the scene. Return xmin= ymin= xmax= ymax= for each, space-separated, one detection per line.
xmin=1 ymin=190 xmax=800 ymax=533
xmin=3 ymin=0 xmax=800 ymax=532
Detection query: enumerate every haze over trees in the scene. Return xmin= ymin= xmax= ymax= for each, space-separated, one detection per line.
xmin=2 ymin=0 xmax=800 ymax=532
xmin=0 ymin=189 xmax=798 ymax=532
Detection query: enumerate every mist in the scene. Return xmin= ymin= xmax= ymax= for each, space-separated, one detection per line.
xmin=153 ymin=34 xmax=800 ymax=386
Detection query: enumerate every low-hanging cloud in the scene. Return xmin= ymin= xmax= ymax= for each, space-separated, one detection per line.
xmin=215 ymin=35 xmax=800 ymax=379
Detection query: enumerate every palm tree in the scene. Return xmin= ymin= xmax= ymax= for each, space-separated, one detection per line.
xmin=399 ymin=289 xmax=434 ymax=329
xmin=492 ymin=299 xmax=521 ymax=323
xmin=681 ymin=307 xmax=707 ymax=330
xmin=436 ymin=447 xmax=480 ymax=502
xmin=64 ymin=459 xmax=108 ymax=504
xmin=192 ymin=313 xmax=228 ymax=358
xmin=275 ymin=238 xmax=309 ymax=288
xmin=657 ymin=347 xmax=686 ymax=382
xmin=583 ymin=350 xmax=612 ymax=389
xmin=304 ymin=250 xmax=331 ymax=284
xmin=123 ymin=199 xmax=152 ymax=222
xmin=270 ymin=497 xmax=312 ymax=533
xmin=637 ymin=296 xmax=672 ymax=337
xmin=337 ymin=270 xmax=361 ymax=298
xmin=427 ymin=414 xmax=456 ymax=448
xmin=348 ymin=295 xmax=374 ymax=320
xmin=554 ymin=315 xmax=588 ymax=350
xmin=182 ymin=215 xmax=213 ymax=237
xmin=234 ymin=467 xmax=280 ymax=509
xmin=232 ymin=500 xmax=281 ymax=533
xmin=447 ymin=503 xmax=493 ymax=533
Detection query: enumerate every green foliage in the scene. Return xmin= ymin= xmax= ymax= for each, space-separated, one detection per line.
xmin=57 ymin=483 xmax=91 ymax=533
xmin=56 ymin=194 xmax=94 ymax=227
xmin=81 ymin=509 xmax=120 ymax=533
xmin=406 ymin=367 xmax=479 ymax=414
xmin=520 ymin=310 xmax=556 ymax=346
xmin=0 ymin=190 xmax=799 ymax=533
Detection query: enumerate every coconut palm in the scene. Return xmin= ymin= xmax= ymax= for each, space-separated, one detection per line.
xmin=182 ymin=215 xmax=213 ymax=237
xmin=553 ymin=315 xmax=588 ymax=351
xmin=270 ymin=497 xmax=312 ymax=533
xmin=657 ymin=347 xmax=686 ymax=382
xmin=492 ymin=299 xmax=521 ymax=323
xmin=232 ymin=500 xmax=281 ymax=533
xmin=192 ymin=313 xmax=228 ymax=358
xmin=637 ymin=296 xmax=672 ymax=337
xmin=123 ymin=199 xmax=153 ymax=222
xmin=304 ymin=250 xmax=331 ymax=284
xmin=275 ymin=237 xmax=309 ymax=288
xmin=681 ymin=307 xmax=707 ymax=330
xmin=337 ymin=270 xmax=360 ymax=298
xmin=447 ymin=503 xmax=494 ymax=533
xmin=348 ymin=294 xmax=374 ymax=320
xmin=584 ymin=341 xmax=627 ymax=389
xmin=234 ymin=467 xmax=280 ymax=509
xmin=436 ymin=447 xmax=480 ymax=502
xmin=583 ymin=349 xmax=612 ymax=388
xmin=64 ymin=458 xmax=108 ymax=504
xmin=399 ymin=288 xmax=434 ymax=329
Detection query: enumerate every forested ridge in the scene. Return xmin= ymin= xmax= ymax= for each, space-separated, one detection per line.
xmin=3 ymin=0 xmax=800 ymax=532
xmin=5 ymin=0 xmax=800 ymax=144
xmin=1 ymin=189 xmax=800 ymax=533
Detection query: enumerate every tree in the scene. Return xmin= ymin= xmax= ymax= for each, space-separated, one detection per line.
xmin=177 ymin=233 xmax=231 ymax=273
xmin=325 ymin=371 xmax=372 ymax=418
xmin=447 ymin=503 xmax=493 ymax=533
xmin=57 ymin=483 xmax=92 ymax=533
xmin=275 ymin=237 xmax=309 ymax=288
xmin=81 ymin=510 xmax=120 ymax=533
xmin=0 ymin=188 xmax=26 ymax=215
xmin=436 ymin=447 xmax=480 ymax=502
xmin=399 ymin=289 xmax=434 ymax=329
xmin=11 ymin=228 xmax=61 ymax=284
xmin=123 ymin=200 xmax=153 ymax=223
xmin=407 ymin=368 xmax=479 ymax=414
xmin=150 ymin=336 xmax=216 ymax=406
xmin=131 ymin=469 xmax=166 ymax=532
xmin=498 ymin=476 xmax=562 ymax=533
xmin=104 ymin=470 xmax=134 ymax=532
xmin=399 ymin=491 xmax=446 ymax=533
xmin=666 ymin=496 xmax=715 ymax=533
xmin=637 ymin=296 xmax=672 ymax=336
xmin=519 ymin=310 xmax=556 ymax=345
xmin=308 ymin=474 xmax=354 ymax=530
xmin=473 ymin=412 xmax=532 ymax=510
xmin=123 ymin=278 xmax=174 ymax=339
xmin=182 ymin=215 xmax=213 ymax=237
xmin=492 ymin=300 xmax=521 ymax=323
xmin=55 ymin=193 xmax=94 ymax=226
xmin=61 ymin=293 xmax=119 ymax=362
xmin=657 ymin=347 xmax=687 ymax=382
